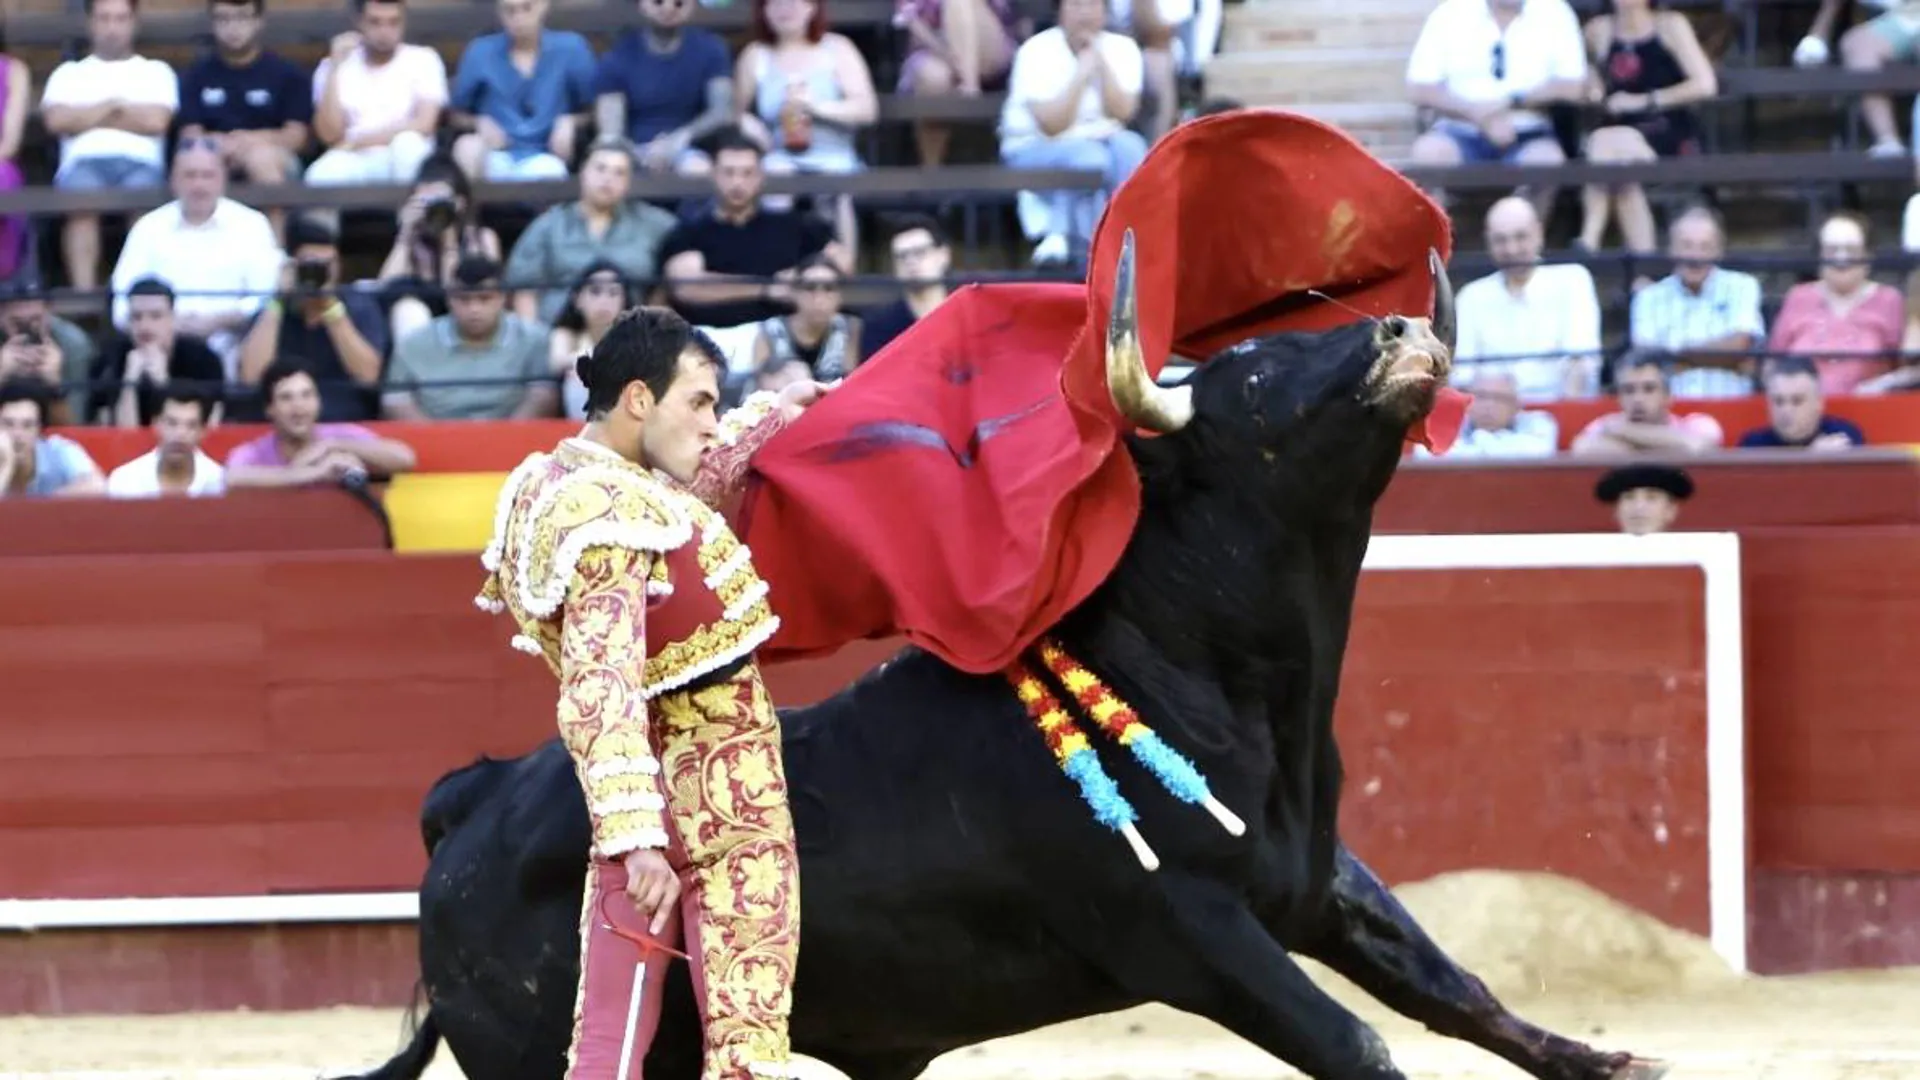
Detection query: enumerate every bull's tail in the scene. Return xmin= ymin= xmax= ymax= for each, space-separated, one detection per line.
xmin=326 ymin=981 xmax=441 ymax=1080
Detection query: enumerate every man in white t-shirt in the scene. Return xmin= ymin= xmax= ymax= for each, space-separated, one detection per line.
xmin=1451 ymin=196 xmax=1603 ymax=401
xmin=307 ymin=0 xmax=448 ymax=189
xmin=1404 ymin=0 xmax=1587 ymax=216
xmin=105 ymin=389 xmax=226 ymax=499
xmin=38 ymin=0 xmax=180 ymax=291
xmin=998 ymin=0 xmax=1147 ymax=267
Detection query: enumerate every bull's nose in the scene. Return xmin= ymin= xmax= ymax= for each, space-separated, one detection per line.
xmin=1388 ymin=348 xmax=1436 ymax=379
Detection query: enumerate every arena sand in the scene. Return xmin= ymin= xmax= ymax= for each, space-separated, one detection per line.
xmin=5 ymin=871 xmax=1917 ymax=1080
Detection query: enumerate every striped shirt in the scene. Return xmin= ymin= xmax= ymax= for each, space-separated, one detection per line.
xmin=1628 ymin=268 xmax=1766 ymax=399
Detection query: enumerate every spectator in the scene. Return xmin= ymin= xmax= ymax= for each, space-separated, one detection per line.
xmin=1769 ymin=210 xmax=1905 ymax=395
xmin=998 ymin=0 xmax=1146 ymax=267
xmin=505 ymin=140 xmax=678 ymax=324
xmin=0 ymin=283 xmax=95 ymax=425
xmin=658 ymin=129 xmax=850 ymax=328
xmin=105 ymin=386 xmax=226 ymax=497
xmin=0 ymin=378 xmax=105 ymax=497
xmin=1627 ymin=204 xmax=1764 ymax=399
xmin=750 ymin=254 xmax=862 ymax=381
xmin=593 ymin=0 xmax=735 ymax=177
xmin=1576 ymin=0 xmax=1715 ymax=255
xmin=861 ymin=213 xmax=952 ymax=358
xmin=226 ymin=357 xmax=417 ymax=488
xmin=39 ymin=0 xmax=179 ymax=291
xmin=1405 ymin=0 xmax=1586 ymax=219
xmin=894 ymin=0 xmax=1020 ymax=166
xmin=1594 ymin=462 xmax=1692 ymax=535
xmin=177 ymin=0 xmax=313 ymax=235
xmin=736 ymin=0 xmax=878 ymax=177
xmin=548 ymin=260 xmax=638 ymax=418
xmin=1795 ymin=0 xmax=1919 ymax=157
xmin=736 ymin=0 xmax=878 ymax=251
xmin=448 ymin=0 xmax=595 ymax=183
xmin=236 ymin=216 xmax=389 ymax=423
xmin=1738 ymin=356 xmax=1867 ymax=449
xmin=90 ymin=278 xmax=227 ymax=427
xmin=377 ymin=158 xmax=504 ymax=343
xmin=383 ymin=255 xmax=557 ymax=421
xmin=108 ymin=139 xmax=284 ymax=365
xmin=1412 ymin=370 xmax=1559 ymax=457
xmin=1570 ymin=349 xmax=1724 ymax=455
xmin=307 ymin=0 xmax=446 ymax=189
xmin=1105 ymin=0 xmax=1180 ymax=142
xmin=1453 ymin=196 xmax=1603 ymax=401
xmin=0 ymin=32 xmax=29 ymax=280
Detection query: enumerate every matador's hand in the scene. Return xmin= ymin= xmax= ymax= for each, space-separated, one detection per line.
xmin=622 ymin=847 xmax=681 ymax=935
xmin=775 ymin=377 xmax=839 ymax=422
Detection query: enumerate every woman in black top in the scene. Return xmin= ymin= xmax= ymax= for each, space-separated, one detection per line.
xmin=1577 ymin=0 xmax=1719 ymax=255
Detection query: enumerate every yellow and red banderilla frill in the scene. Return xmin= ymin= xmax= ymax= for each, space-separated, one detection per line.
xmin=1004 ymin=639 xmax=1246 ymax=870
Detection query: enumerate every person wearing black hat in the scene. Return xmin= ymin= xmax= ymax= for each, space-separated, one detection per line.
xmin=1595 ymin=463 xmax=1694 ymax=535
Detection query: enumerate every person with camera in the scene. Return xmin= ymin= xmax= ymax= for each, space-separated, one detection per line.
xmin=0 ymin=284 xmax=96 ymax=426
xmin=89 ymin=277 xmax=227 ymax=428
xmin=377 ymin=157 xmax=503 ymax=344
xmin=237 ymin=216 xmax=388 ymax=424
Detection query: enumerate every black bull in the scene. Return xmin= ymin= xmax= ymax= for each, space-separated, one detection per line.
xmin=340 ymin=254 xmax=1669 ymax=1080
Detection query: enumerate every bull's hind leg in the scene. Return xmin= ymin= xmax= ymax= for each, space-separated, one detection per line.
xmin=1294 ymin=845 xmax=1669 ymax=1080
xmin=1111 ymin=873 xmax=1409 ymax=1080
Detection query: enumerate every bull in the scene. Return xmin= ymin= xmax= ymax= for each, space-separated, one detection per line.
xmin=339 ymin=241 xmax=1668 ymax=1080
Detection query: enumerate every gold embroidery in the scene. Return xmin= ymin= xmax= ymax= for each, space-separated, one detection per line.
xmin=642 ymin=495 xmax=782 ymax=697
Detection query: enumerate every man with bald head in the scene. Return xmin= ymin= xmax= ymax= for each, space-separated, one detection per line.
xmin=107 ymin=140 xmax=285 ymax=371
xmin=1413 ymin=369 xmax=1559 ymax=457
xmin=1449 ymin=196 xmax=1603 ymax=402
xmin=1628 ymin=204 xmax=1765 ymax=399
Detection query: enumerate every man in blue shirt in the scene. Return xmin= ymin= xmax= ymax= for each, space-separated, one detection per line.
xmin=449 ymin=0 xmax=597 ymax=182
xmin=1738 ymin=356 xmax=1869 ymax=450
xmin=592 ymin=0 xmax=734 ymax=176
xmin=178 ymin=0 xmax=313 ymax=234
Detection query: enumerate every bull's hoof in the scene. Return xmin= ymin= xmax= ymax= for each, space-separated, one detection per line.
xmin=1609 ymin=1057 xmax=1670 ymax=1080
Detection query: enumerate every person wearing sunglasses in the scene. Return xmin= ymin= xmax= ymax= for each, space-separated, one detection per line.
xmin=592 ymin=0 xmax=735 ymax=177
xmin=1403 ymin=0 xmax=1589 ymax=218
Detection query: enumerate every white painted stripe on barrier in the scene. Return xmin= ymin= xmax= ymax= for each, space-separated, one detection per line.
xmin=0 ymin=891 xmax=417 ymax=931
xmin=4 ymin=532 xmax=1749 ymax=978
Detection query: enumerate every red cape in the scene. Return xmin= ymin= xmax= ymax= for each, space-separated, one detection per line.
xmin=735 ymin=111 xmax=1460 ymax=674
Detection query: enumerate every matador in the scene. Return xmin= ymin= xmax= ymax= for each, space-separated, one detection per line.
xmin=476 ymin=308 xmax=827 ymax=1080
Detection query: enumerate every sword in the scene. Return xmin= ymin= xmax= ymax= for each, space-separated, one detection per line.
xmin=598 ymin=890 xmax=693 ymax=1080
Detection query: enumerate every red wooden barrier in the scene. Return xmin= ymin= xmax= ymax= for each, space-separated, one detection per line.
xmin=0 ymin=488 xmax=390 ymax=556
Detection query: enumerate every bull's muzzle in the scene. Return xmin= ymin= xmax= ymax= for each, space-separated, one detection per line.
xmin=1369 ymin=315 xmax=1452 ymax=404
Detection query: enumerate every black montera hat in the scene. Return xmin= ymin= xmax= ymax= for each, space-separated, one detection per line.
xmin=1594 ymin=463 xmax=1695 ymax=504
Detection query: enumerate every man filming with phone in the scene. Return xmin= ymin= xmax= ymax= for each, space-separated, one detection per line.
xmin=237 ymin=215 xmax=388 ymax=423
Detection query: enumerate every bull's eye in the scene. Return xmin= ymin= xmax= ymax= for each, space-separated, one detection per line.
xmin=1242 ymin=370 xmax=1268 ymax=409
xmin=1384 ymin=316 xmax=1409 ymax=337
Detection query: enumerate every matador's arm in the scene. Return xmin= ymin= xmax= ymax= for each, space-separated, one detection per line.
xmin=687 ymin=390 xmax=790 ymax=509
xmin=558 ymin=544 xmax=671 ymax=859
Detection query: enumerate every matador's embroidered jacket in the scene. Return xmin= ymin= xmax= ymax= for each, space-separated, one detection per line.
xmin=474 ymin=390 xmax=789 ymax=858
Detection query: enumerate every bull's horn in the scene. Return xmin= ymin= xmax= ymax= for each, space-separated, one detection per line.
xmin=1429 ymin=247 xmax=1456 ymax=355
xmin=1107 ymin=229 xmax=1194 ymax=433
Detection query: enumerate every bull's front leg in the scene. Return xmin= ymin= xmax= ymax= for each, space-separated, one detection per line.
xmin=1293 ymin=845 xmax=1669 ymax=1080
xmin=1106 ymin=873 xmax=1409 ymax=1080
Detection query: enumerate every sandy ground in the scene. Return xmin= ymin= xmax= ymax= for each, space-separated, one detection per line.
xmin=5 ymin=872 xmax=1918 ymax=1080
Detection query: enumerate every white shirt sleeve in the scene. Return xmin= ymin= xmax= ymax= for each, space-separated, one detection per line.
xmin=412 ymin=46 xmax=450 ymax=105
xmin=312 ymin=57 xmax=334 ymax=107
xmin=1102 ymin=33 xmax=1145 ymax=96
xmin=136 ymin=58 xmax=181 ymax=110
xmin=1565 ymin=266 xmax=1603 ymax=361
xmin=108 ymin=214 xmax=157 ymax=329
xmin=1903 ymin=193 xmax=1920 ymax=251
xmin=39 ymin=62 xmax=81 ymax=108
xmin=1405 ymin=7 xmax=1452 ymax=86
xmin=1545 ymin=3 xmax=1590 ymax=82
xmin=1731 ymin=272 xmax=1766 ymax=338
xmin=242 ymin=212 xmax=287 ymax=318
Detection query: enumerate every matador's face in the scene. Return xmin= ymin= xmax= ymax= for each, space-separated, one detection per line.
xmin=639 ymin=351 xmax=721 ymax=485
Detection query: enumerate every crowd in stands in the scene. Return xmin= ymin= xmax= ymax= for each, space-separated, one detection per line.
xmin=0 ymin=0 xmax=1231 ymax=498
xmin=1403 ymin=0 xmax=1920 ymax=460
